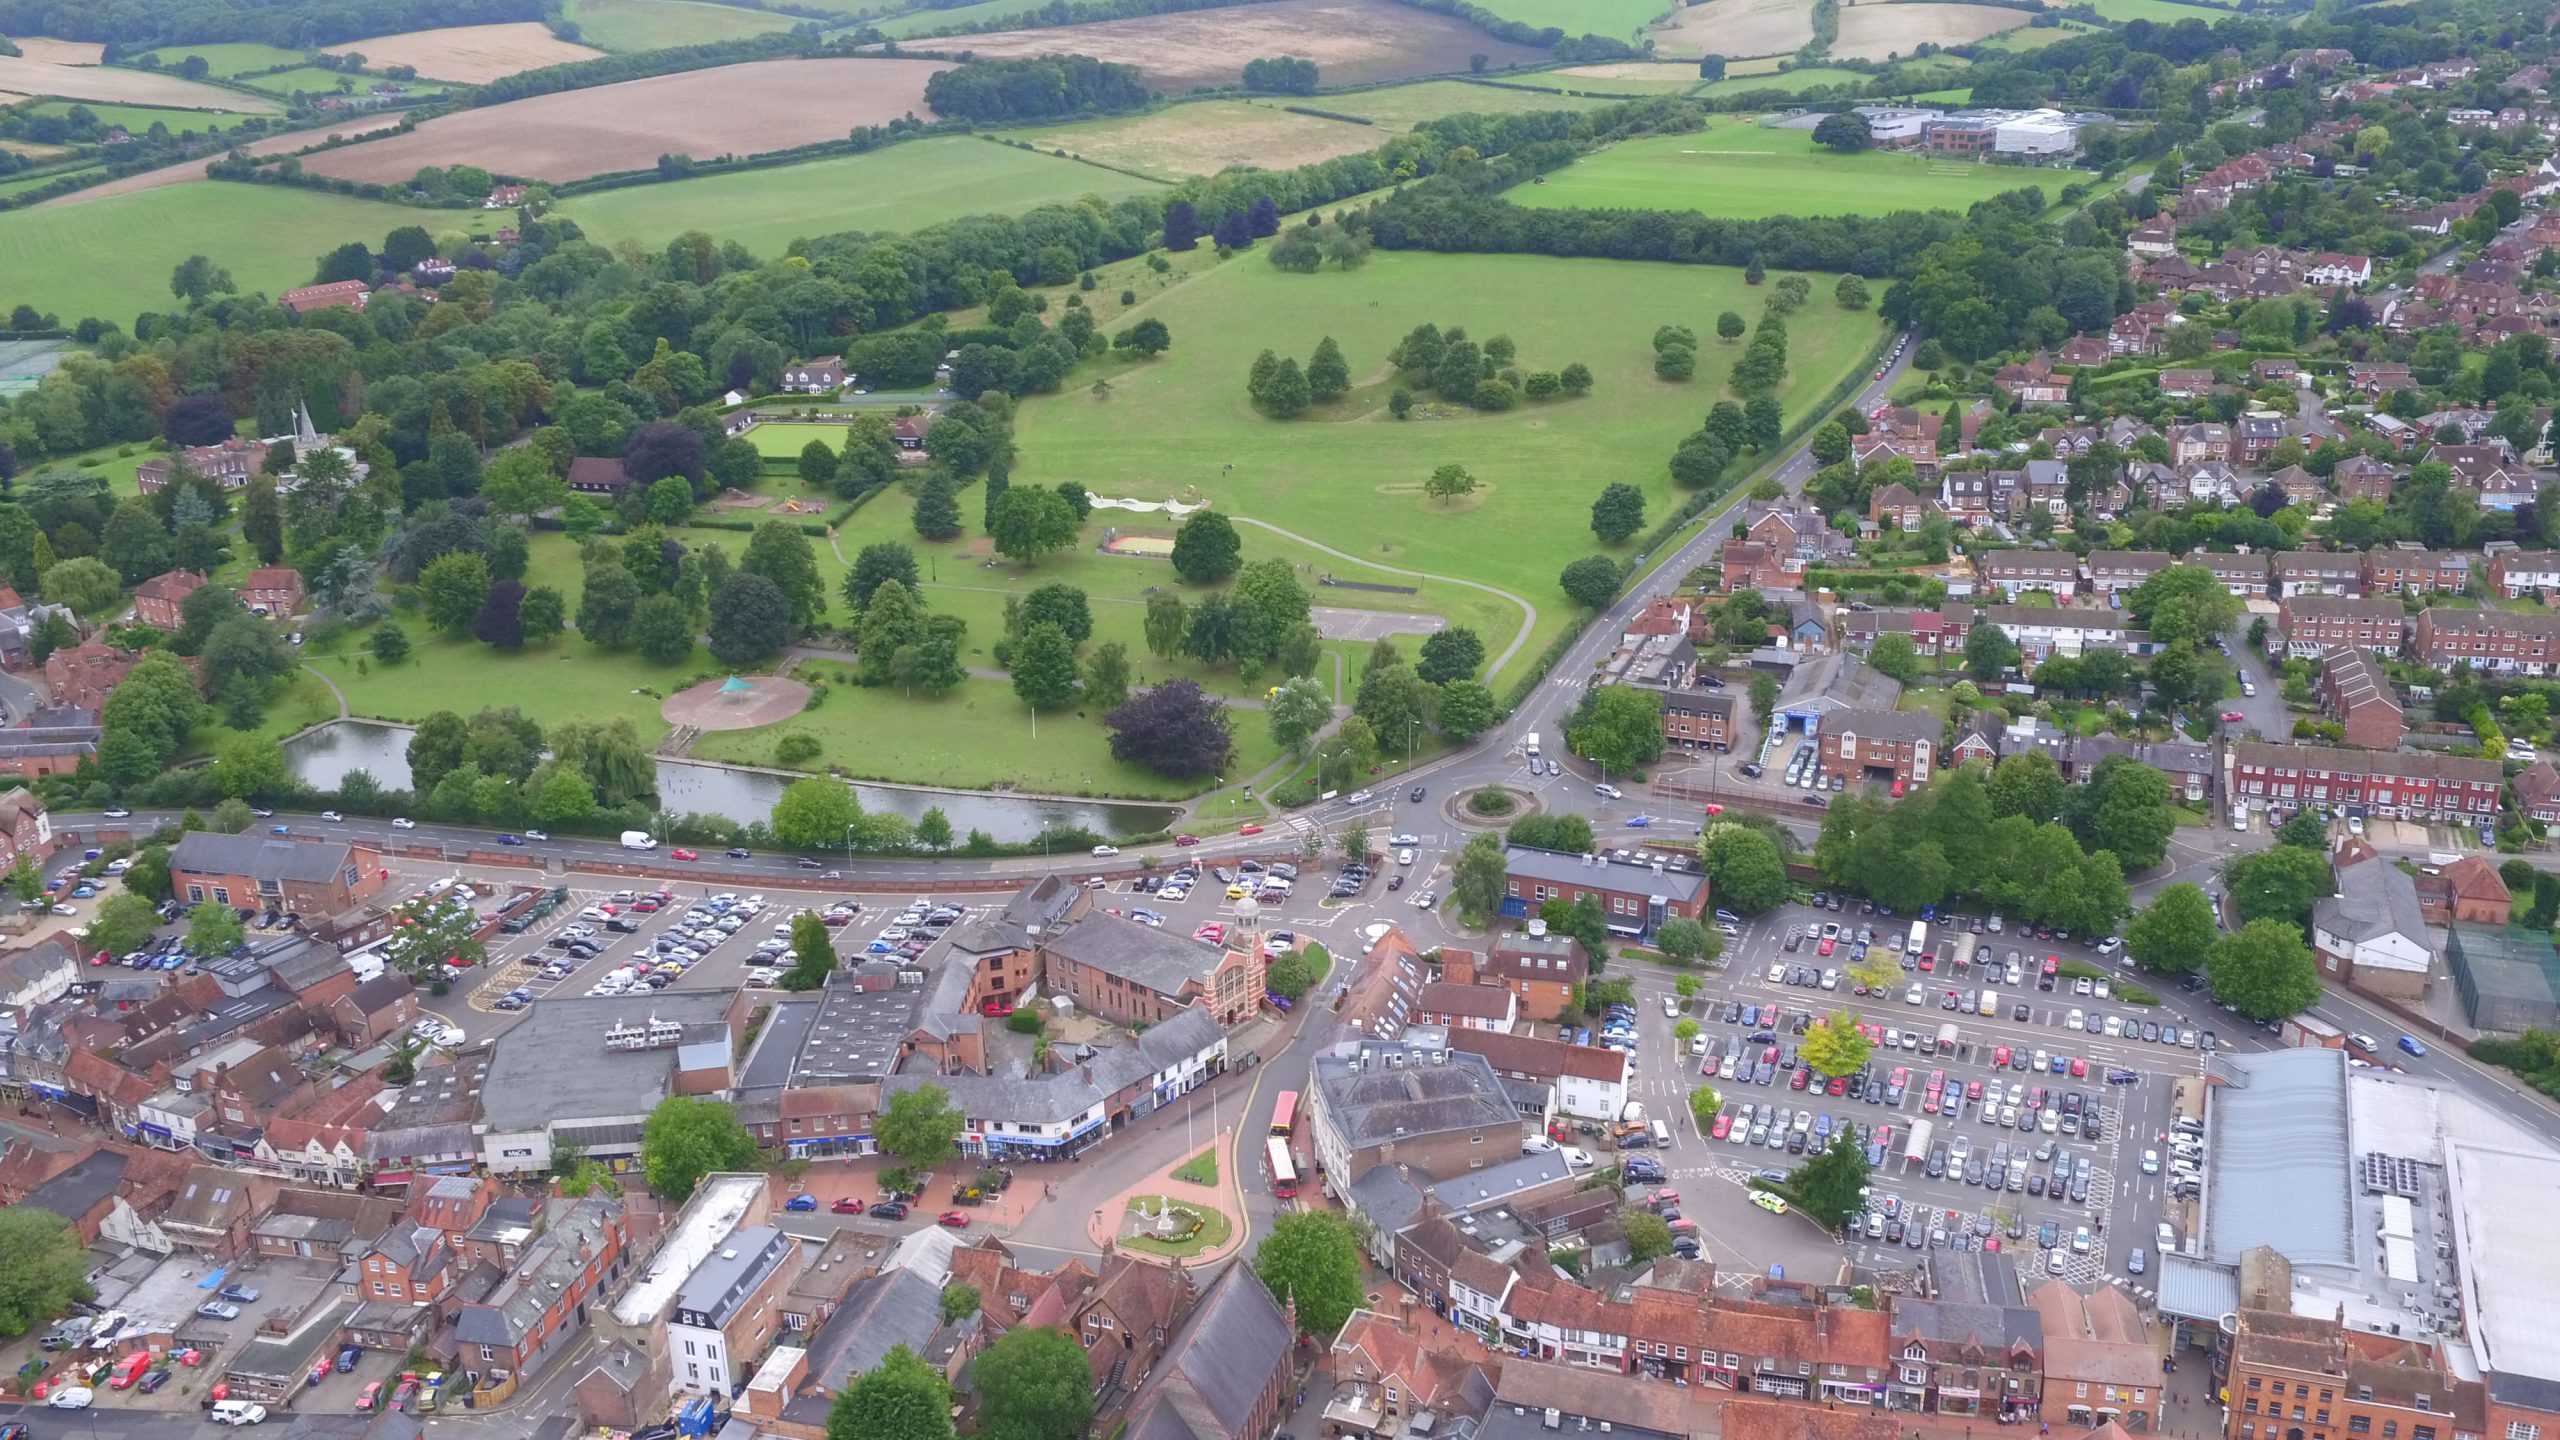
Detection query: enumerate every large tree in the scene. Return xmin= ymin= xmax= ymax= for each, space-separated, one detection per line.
xmin=1416 ymin=627 xmax=1485 ymax=685
xmin=1104 ymin=681 xmax=1234 ymax=778
xmin=0 ymin=1208 xmax=90 ymax=1338
xmin=828 ymin=1345 xmax=953 ymax=1440
xmin=1566 ymin=684 xmax=1664 ymax=773
xmin=2065 ymin=755 xmax=2175 ymax=872
xmin=1800 ymin=1008 xmax=1873 ymax=1077
xmin=843 ymin=542 xmax=920 ymax=612
xmin=1700 ymin=824 xmax=1788 ymax=914
xmin=1559 ymin=555 xmax=1622 ymax=609
xmin=772 ymin=776 xmax=860 ymax=849
xmin=987 ymin=486 xmax=1080 ymax=567
xmin=1009 ymin=622 xmax=1081 ymax=711
xmin=781 ymin=911 xmax=838 ymax=991
xmin=2126 ymin=882 xmax=2217 ymax=976
xmin=2223 ymin=844 xmax=2334 ymax=928
xmin=1987 ymin=751 xmax=2066 ymax=822
xmin=640 ymin=1095 xmax=761 ymax=1203
xmin=708 ymin=572 xmax=793 ymax=667
xmin=876 ymin=1084 xmax=964 ymax=1170
xmin=1255 ymin=1210 xmax=1365 ymax=1336
xmin=1450 ymin=831 xmax=1509 ymax=924
xmin=2208 ymin=918 xmax=2322 ymax=1021
xmin=1267 ymin=676 xmax=1331 ymax=755
xmin=1964 ymin=622 xmax=2022 ymax=683
xmin=1788 ymin=1135 xmax=1871 ymax=1231
xmin=972 ymin=1326 xmax=1095 ymax=1440
xmin=1170 ymin=509 xmax=1242 ymax=583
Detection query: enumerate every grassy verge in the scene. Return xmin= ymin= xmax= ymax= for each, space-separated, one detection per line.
xmin=1115 ymin=1196 xmax=1234 ymax=1257
xmin=1170 ymin=1148 xmax=1220 ymax=1186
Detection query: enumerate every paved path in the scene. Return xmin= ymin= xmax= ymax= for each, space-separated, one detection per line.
xmin=1229 ymin=516 xmax=1541 ymax=683
xmin=301 ymin=663 xmax=351 ymax=721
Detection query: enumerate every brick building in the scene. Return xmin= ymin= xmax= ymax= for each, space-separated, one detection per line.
xmin=2365 ymin=549 xmax=2473 ymax=596
xmin=2222 ymin=1304 xmax=2483 ymax=1440
xmin=2413 ymin=607 xmax=2560 ymax=675
xmin=1500 ymin=847 xmax=1708 ymax=941
xmin=170 ymin=831 xmax=388 ymax=915
xmin=133 ymin=569 xmax=209 ymax=630
xmin=1306 ymin=1041 xmax=1522 ymax=1190
xmin=1441 ymin=932 xmax=1585 ymax=1022
xmin=43 ymin=643 xmax=139 ymax=713
xmin=2086 ymin=551 xmax=2172 ymax=596
xmin=2226 ymin=742 xmax=2501 ymax=822
xmin=1039 ymin=911 xmax=1261 ymax=1028
xmin=1818 ymin=709 xmax=1941 ymax=787
xmin=2316 ymin=648 xmax=2404 ymax=750
xmin=2277 ymin=597 xmax=2408 ymax=659
xmin=2489 ymin=549 xmax=2560 ymax=599
xmin=238 ymin=568 xmax=308 ymax=616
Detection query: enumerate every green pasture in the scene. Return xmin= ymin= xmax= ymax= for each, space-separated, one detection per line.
xmin=561 ymin=0 xmax=799 ymax=51
xmin=0 ymin=181 xmax=430 ymax=328
xmin=1460 ymin=0 xmax=1675 ymax=39
xmin=2077 ymin=0 xmax=2236 ymax=21
xmin=559 ymin=138 xmax=1161 ymax=260
xmin=1004 ymin=249 xmax=1880 ymax=689
xmin=1285 ymin=79 xmax=1620 ymax=127
xmin=1697 ymin=65 xmax=1866 ymax=96
xmin=238 ymin=66 xmax=389 ymax=98
xmin=1511 ymin=123 xmax=2090 ymax=219
xmin=22 ymin=100 xmax=261 ymax=135
xmin=129 ymin=43 xmax=310 ymax=76
xmin=872 ymin=0 xmax=1061 ymax=36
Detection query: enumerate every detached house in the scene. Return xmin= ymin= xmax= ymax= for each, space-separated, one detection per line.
xmin=781 ymin=357 xmax=845 ymax=394
xmin=1993 ymin=354 xmax=2070 ymax=405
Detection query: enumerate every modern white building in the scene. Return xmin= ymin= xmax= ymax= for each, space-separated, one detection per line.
xmin=1995 ymin=109 xmax=2082 ymax=157
xmin=1851 ymin=106 xmax=1939 ymax=147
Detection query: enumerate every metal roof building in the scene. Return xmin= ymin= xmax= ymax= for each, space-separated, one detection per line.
xmin=2202 ymin=1048 xmax=2353 ymax=1268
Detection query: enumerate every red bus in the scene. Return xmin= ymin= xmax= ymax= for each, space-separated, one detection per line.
xmin=1269 ymin=1090 xmax=1299 ymax=1138
xmin=1267 ymin=1138 xmax=1299 ymax=1199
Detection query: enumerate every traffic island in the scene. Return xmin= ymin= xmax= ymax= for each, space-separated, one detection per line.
xmin=1114 ymin=1196 xmax=1234 ymax=1259
xmin=1449 ymin=785 xmax=1536 ymax=829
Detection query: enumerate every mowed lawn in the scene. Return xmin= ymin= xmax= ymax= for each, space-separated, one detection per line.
xmin=561 ymin=0 xmax=798 ymax=51
xmin=312 ymin=629 xmax=690 ymax=742
xmin=0 ymin=182 xmax=431 ymax=327
xmin=559 ymin=138 xmax=1161 ymax=259
xmin=692 ymin=674 xmax=1287 ymax=800
xmin=873 ymin=0 xmax=1060 ymax=35
xmin=2077 ymin=0 xmax=2234 ymax=20
xmin=1008 ymin=250 xmax=1880 ymax=683
xmin=1512 ymin=124 xmax=2088 ymax=218
xmin=1290 ymin=79 xmax=1619 ymax=127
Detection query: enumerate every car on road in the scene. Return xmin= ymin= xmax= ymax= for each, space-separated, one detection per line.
xmin=1594 ymin=783 xmax=1622 ymax=799
xmin=197 ymin=1301 xmax=241 ymax=1320
xmin=1409 ymin=785 xmax=1426 ymax=802
xmin=670 ymin=848 xmax=699 ymax=861
xmin=495 ymin=833 xmax=525 ymax=846
xmin=2219 ymin=711 xmax=2245 ymax=723
xmin=48 ymin=1388 xmax=93 ymax=1410
xmin=391 ymin=817 xmax=416 ymax=829
xmin=2399 ymin=1035 xmax=2428 ymax=1057
xmin=831 ymin=1196 xmax=864 ymax=1214
xmin=220 ymin=1283 xmax=262 ymax=1303
xmin=871 ymin=1201 xmax=910 ymax=1221
xmin=785 ymin=1194 xmax=818 ymax=1212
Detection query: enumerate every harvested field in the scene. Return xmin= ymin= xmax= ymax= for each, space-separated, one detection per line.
xmin=1832 ymin=1 xmax=2029 ymax=59
xmin=1025 ymin=101 xmax=1376 ymax=179
xmin=0 ymin=55 xmax=277 ymax=110
xmin=0 ymin=137 xmax=68 ymax=158
xmin=1648 ymin=0 xmax=1814 ymax=56
xmin=323 ymin=24 xmax=603 ymax=83
xmin=1303 ymin=78 xmax=1615 ymax=126
xmin=928 ymin=0 xmax=1546 ymax=91
xmin=10 ymin=38 xmax=102 ymax=65
xmin=302 ymin=57 xmax=946 ymax=184
xmin=39 ymin=113 xmax=407 ymax=205
xmin=565 ymin=0 xmax=796 ymax=52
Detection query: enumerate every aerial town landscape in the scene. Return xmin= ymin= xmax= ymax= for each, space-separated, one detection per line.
xmin=8 ymin=1 xmax=2560 ymax=1440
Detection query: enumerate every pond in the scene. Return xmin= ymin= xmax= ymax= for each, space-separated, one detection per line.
xmin=282 ymin=720 xmax=1179 ymax=843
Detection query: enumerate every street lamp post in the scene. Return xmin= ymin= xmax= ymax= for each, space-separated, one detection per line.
xmin=844 ymin=822 xmax=856 ymax=871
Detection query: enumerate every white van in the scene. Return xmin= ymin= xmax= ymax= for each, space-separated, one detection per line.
xmin=212 ymin=1401 xmax=269 ymax=1426
xmin=1651 ymin=1119 xmax=1672 ymax=1148
xmin=620 ymin=831 xmax=657 ymax=851
xmin=1397 ymin=848 xmax=1416 ymax=866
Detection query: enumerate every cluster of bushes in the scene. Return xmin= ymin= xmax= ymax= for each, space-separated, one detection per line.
xmin=1241 ymin=55 xmax=1318 ymax=93
xmin=1385 ymin=321 xmax=1589 ymax=416
xmin=922 ymin=54 xmax=1152 ymax=121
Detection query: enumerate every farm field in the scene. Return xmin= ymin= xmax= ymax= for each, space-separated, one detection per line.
xmin=1648 ymin=0 xmax=1814 ymax=57
xmin=1514 ymin=62 xmax=1706 ymax=94
xmin=563 ymin=0 xmax=798 ymax=51
xmin=37 ymin=112 xmax=405 ymax=205
xmin=1004 ymin=250 xmax=1879 ymax=687
xmin=0 ymin=181 xmax=426 ymax=325
xmin=130 ymin=42 xmax=308 ymax=75
xmin=1976 ymin=21 xmax=2082 ymax=48
xmin=1460 ymin=0 xmax=1671 ymax=40
xmin=1022 ymin=102 xmax=1377 ymax=180
xmin=0 ymin=166 xmax=95 ymax=197
xmin=1697 ymin=64 xmax=1866 ymax=96
xmin=8 ymin=38 xmax=102 ymax=65
xmin=2074 ymin=0 xmax=2236 ymax=19
xmin=873 ymin=0 xmax=1065 ymax=34
xmin=1832 ymin=2 xmax=2030 ymax=59
xmin=0 ymin=54 xmax=277 ymax=110
xmin=924 ymin=0 xmax=1548 ymax=91
xmin=236 ymin=66 xmax=393 ymax=97
xmin=322 ymin=24 xmax=604 ymax=83
xmin=1298 ymin=78 xmax=1619 ymax=126
xmin=561 ymin=138 xmax=1160 ymax=255
xmin=302 ymin=57 xmax=948 ymax=184
xmin=1510 ymin=123 xmax=2084 ymax=217
xmin=23 ymin=100 xmax=261 ymax=135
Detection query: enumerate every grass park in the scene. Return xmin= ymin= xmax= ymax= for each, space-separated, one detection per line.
xmin=558 ymin=138 xmax=1162 ymax=257
xmin=1510 ymin=123 xmax=2090 ymax=219
xmin=1115 ymin=1196 xmax=1234 ymax=1258
xmin=0 ymin=182 xmax=430 ymax=327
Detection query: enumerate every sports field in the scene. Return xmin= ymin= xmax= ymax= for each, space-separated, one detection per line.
xmin=23 ymin=100 xmax=261 ymax=135
xmin=1004 ymin=250 xmax=1878 ymax=685
xmin=2074 ymin=0 xmax=2234 ymax=20
xmin=1511 ymin=124 xmax=2087 ymax=218
xmin=563 ymin=0 xmax=797 ymax=51
xmin=130 ymin=42 xmax=308 ymax=76
xmin=559 ymin=138 xmax=1161 ymax=258
xmin=0 ymin=182 xmax=427 ymax=326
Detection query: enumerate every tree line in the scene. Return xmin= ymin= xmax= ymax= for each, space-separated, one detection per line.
xmin=920 ymin=55 xmax=1152 ymax=122
xmin=0 ymin=0 xmax=542 ymax=49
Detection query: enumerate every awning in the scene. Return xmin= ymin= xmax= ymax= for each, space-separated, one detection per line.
xmin=371 ymin=1172 xmax=415 ymax=1189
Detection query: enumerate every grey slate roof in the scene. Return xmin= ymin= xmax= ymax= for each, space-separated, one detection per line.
xmin=805 ymin=1266 xmax=948 ymax=1391
xmin=884 ymin=1005 xmax=1224 ymax=1126
xmin=24 ymin=1149 xmax=126 ymax=1221
xmin=676 ymin=1225 xmax=788 ymax=1325
xmin=455 ymin=1194 xmax=624 ymax=1349
xmin=1345 ymin=1164 xmax=1425 ymax=1237
xmin=2317 ymin=858 xmax=2429 ymax=945
xmin=171 ymin=830 xmax=356 ymax=884
xmin=478 ymin=990 xmax=733 ymax=1133
xmin=943 ymin=875 xmax=1079 ymax=958
xmin=1311 ymin=1044 xmax=1521 ymax=1150
xmin=1122 ymin=1261 xmax=1294 ymax=1440
xmin=1891 ymin=1296 xmax=2044 ymax=1355
xmin=1778 ymin=650 xmax=1904 ymax=716
xmin=1501 ymin=847 xmax=1708 ymax=904
xmin=1827 ymin=707 xmax=1943 ymax=745
xmin=1041 ymin=912 xmax=1225 ymax=999
xmin=2203 ymin=1048 xmax=2353 ymax=1267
